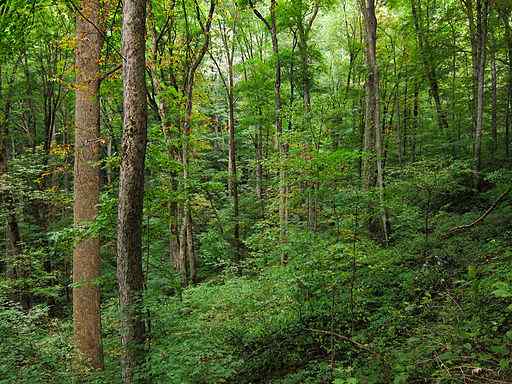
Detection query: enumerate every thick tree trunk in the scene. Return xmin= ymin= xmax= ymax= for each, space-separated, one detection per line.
xmin=73 ymin=0 xmax=104 ymax=370
xmin=117 ymin=0 xmax=147 ymax=381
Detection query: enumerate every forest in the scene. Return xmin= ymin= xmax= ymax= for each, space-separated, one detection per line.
xmin=1 ymin=0 xmax=512 ymax=382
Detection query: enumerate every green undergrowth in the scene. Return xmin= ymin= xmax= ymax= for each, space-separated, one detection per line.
xmin=2 ymin=186 xmax=512 ymax=383
xmin=143 ymin=196 xmax=512 ymax=383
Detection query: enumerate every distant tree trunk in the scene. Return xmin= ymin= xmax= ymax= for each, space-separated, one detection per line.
xmin=255 ymin=119 xmax=264 ymax=215
xmin=402 ymin=77 xmax=409 ymax=161
xmin=297 ymin=3 xmax=319 ymax=232
xmin=361 ymin=0 xmax=389 ymax=244
xmin=178 ymin=0 xmax=215 ymax=284
xmin=117 ymin=0 xmax=147 ymax=381
xmin=412 ymin=83 xmax=419 ymax=162
xmin=471 ymin=0 xmax=489 ymax=188
xmin=501 ymin=8 xmax=512 ymax=158
xmin=147 ymin=1 xmax=181 ymax=271
xmin=210 ymin=15 xmax=241 ymax=260
xmin=23 ymin=53 xmax=37 ymax=153
xmin=250 ymin=0 xmax=287 ymax=262
xmin=410 ymin=0 xmax=448 ymax=132
xmin=73 ymin=0 xmax=104 ymax=370
xmin=227 ymin=64 xmax=241 ymax=260
xmin=0 ymin=61 xmax=29 ymax=308
xmin=491 ymin=37 xmax=497 ymax=157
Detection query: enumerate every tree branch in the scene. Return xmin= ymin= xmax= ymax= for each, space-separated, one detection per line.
xmin=444 ymin=186 xmax=511 ymax=238
xmin=248 ymin=0 xmax=272 ymax=32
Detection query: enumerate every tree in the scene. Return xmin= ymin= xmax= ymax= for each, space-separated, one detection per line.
xmin=209 ymin=3 xmax=241 ymax=260
xmin=73 ymin=0 xmax=104 ymax=369
xmin=461 ymin=0 xmax=490 ymax=187
xmin=360 ymin=0 xmax=389 ymax=244
xmin=117 ymin=0 xmax=148 ymax=381
xmin=410 ymin=0 xmax=449 ymax=132
xmin=178 ymin=0 xmax=216 ymax=284
xmin=249 ymin=0 xmax=288 ymax=263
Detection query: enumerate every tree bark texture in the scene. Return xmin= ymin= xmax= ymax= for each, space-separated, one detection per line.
xmin=73 ymin=0 xmax=104 ymax=370
xmin=117 ymin=0 xmax=148 ymax=381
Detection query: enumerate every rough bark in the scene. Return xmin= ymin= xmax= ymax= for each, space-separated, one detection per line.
xmin=73 ymin=0 xmax=104 ymax=370
xmin=117 ymin=0 xmax=148 ymax=381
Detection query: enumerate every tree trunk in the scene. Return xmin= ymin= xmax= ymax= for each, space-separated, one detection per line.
xmin=0 ymin=61 xmax=28 ymax=308
xmin=412 ymin=82 xmax=419 ymax=162
xmin=73 ymin=0 xmax=104 ymax=370
xmin=410 ymin=0 xmax=448 ymax=132
xmin=228 ymin=77 xmax=241 ymax=260
xmin=501 ymin=9 xmax=512 ymax=158
xmin=472 ymin=0 xmax=489 ymax=188
xmin=361 ymin=0 xmax=389 ymax=244
xmin=117 ymin=0 xmax=147 ymax=381
xmin=491 ymin=37 xmax=497 ymax=157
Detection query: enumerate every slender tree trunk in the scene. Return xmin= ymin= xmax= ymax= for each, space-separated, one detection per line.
xmin=472 ymin=0 xmax=489 ymax=188
xmin=491 ymin=37 xmax=497 ymax=157
xmin=361 ymin=0 xmax=389 ymax=244
xmin=186 ymin=210 xmax=196 ymax=282
xmin=179 ymin=76 xmax=194 ymax=285
xmin=298 ymin=19 xmax=317 ymax=232
xmin=412 ymin=82 xmax=419 ymax=162
xmin=251 ymin=0 xmax=287 ymax=261
xmin=501 ymin=9 xmax=512 ymax=158
xmin=73 ymin=0 xmax=104 ymax=369
xmin=255 ymin=117 xmax=264 ymax=216
xmin=0 ymin=62 xmax=27 ymax=307
xmin=117 ymin=0 xmax=147 ymax=381
xmin=411 ymin=0 xmax=448 ymax=132
xmin=23 ymin=53 xmax=37 ymax=152
xmin=269 ymin=0 xmax=287 ymax=263
xmin=227 ymin=75 xmax=241 ymax=260
xmin=147 ymin=1 xmax=181 ymax=271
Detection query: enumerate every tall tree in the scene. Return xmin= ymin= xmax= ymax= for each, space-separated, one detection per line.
xmin=292 ymin=0 xmax=321 ymax=231
xmin=360 ymin=0 xmax=389 ymax=244
xmin=73 ymin=0 xmax=104 ymax=369
xmin=462 ymin=0 xmax=489 ymax=186
xmin=249 ymin=0 xmax=288 ymax=263
xmin=209 ymin=4 xmax=241 ymax=260
xmin=117 ymin=0 xmax=148 ymax=381
xmin=178 ymin=0 xmax=216 ymax=284
xmin=410 ymin=0 xmax=449 ymax=132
